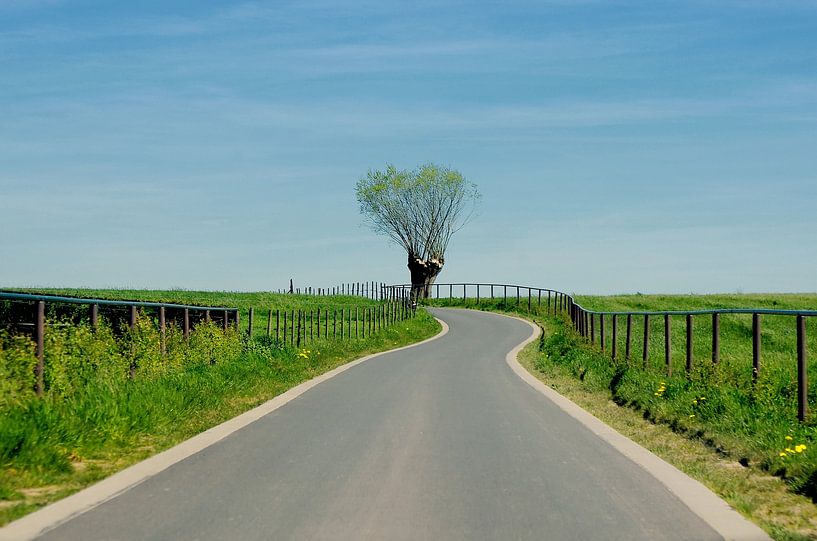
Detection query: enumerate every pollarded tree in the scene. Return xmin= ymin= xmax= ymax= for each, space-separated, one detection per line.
xmin=356 ymin=163 xmax=480 ymax=300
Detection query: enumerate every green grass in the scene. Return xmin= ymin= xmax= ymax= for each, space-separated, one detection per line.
xmin=0 ymin=289 xmax=439 ymax=526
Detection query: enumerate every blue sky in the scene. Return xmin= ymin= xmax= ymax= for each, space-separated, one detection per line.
xmin=1 ymin=1 xmax=815 ymax=294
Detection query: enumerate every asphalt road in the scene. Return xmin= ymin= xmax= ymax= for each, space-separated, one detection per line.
xmin=38 ymin=308 xmax=721 ymax=540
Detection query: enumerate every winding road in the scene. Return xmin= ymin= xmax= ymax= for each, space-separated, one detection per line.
xmin=16 ymin=308 xmax=766 ymax=540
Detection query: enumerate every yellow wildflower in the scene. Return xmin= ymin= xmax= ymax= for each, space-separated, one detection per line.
xmin=780 ymin=452 xmax=787 ymax=457
xmin=795 ymin=445 xmax=807 ymax=453
xmin=785 ymin=435 xmax=793 ymax=441
xmin=689 ymin=414 xmax=695 ymax=418
xmin=785 ymin=448 xmax=795 ymax=453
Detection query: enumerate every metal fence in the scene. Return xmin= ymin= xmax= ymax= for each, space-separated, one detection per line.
xmin=390 ymin=282 xmax=815 ymax=422
xmin=0 ymin=291 xmax=240 ymax=396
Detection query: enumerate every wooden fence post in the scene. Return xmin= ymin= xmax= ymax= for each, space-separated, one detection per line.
xmin=590 ymin=314 xmax=595 ymax=345
xmin=665 ymin=314 xmax=672 ymax=376
xmin=712 ymin=313 xmax=720 ymax=364
xmin=248 ymin=308 xmax=254 ymax=338
xmin=159 ymin=306 xmax=166 ymax=355
xmin=90 ymin=304 xmax=98 ymax=329
xmin=183 ymin=308 xmax=190 ymax=341
xmin=600 ymin=314 xmax=606 ymax=351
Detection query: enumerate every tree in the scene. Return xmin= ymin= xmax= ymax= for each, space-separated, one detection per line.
xmin=356 ymin=163 xmax=480 ymax=300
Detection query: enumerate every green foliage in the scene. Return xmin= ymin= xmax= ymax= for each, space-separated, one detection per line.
xmin=356 ymin=163 xmax=480 ymax=259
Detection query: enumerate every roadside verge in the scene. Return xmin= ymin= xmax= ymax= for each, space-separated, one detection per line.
xmin=501 ymin=313 xmax=771 ymax=541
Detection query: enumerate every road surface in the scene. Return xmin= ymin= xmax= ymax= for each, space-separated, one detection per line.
xmin=37 ymin=308 xmax=723 ymax=540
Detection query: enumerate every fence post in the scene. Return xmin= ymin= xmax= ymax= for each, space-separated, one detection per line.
xmin=291 ymin=310 xmax=295 ymax=346
xmin=130 ymin=305 xmax=138 ymax=329
xmin=643 ymin=314 xmax=650 ymax=368
xmin=752 ymin=313 xmax=761 ymax=384
xmin=600 ymin=314 xmax=605 ymax=351
xmin=159 ymin=306 xmax=166 ymax=355
xmin=333 ymin=309 xmax=337 ymax=338
xmin=538 ymin=289 xmax=541 ymax=307
xmin=686 ymin=314 xmax=693 ymax=373
xmin=235 ymin=310 xmax=240 ymax=331
xmin=516 ymin=286 xmax=520 ymax=308
xmin=90 ymin=304 xmax=98 ymax=329
xmin=248 ymin=308 xmax=254 ymax=337
xmin=665 ymin=314 xmax=672 ymax=376
xmin=504 ymin=285 xmax=507 ymax=306
xmin=283 ymin=311 xmax=287 ymax=344
xmin=276 ymin=310 xmax=280 ymax=342
xmin=528 ymin=289 xmax=531 ymax=312
xmin=590 ymin=314 xmax=595 ymax=344
xmin=34 ymin=301 xmax=45 ymax=396
xmin=222 ymin=309 xmax=228 ymax=332
xmin=267 ymin=309 xmax=273 ymax=337
xmin=712 ymin=313 xmax=720 ymax=364
xmin=548 ymin=291 xmax=551 ymax=315
xmin=797 ymin=315 xmax=807 ymax=422
xmin=184 ymin=308 xmax=190 ymax=340
xmin=204 ymin=309 xmax=211 ymax=324
xmin=463 ymin=284 xmax=466 ymax=302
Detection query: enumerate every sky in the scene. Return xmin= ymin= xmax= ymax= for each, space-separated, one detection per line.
xmin=1 ymin=0 xmax=815 ymax=295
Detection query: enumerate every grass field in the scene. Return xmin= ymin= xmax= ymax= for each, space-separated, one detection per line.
xmin=427 ymin=292 xmax=817 ymax=540
xmin=0 ymin=289 xmax=440 ymax=526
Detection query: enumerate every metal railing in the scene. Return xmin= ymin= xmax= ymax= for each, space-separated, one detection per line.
xmin=390 ymin=282 xmax=815 ymax=422
xmin=0 ymin=291 xmax=240 ymax=396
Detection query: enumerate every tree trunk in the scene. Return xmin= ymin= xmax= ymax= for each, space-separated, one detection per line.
xmin=408 ymin=254 xmax=443 ymax=300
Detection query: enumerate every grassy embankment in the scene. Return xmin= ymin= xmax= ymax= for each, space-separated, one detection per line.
xmin=428 ymin=293 xmax=817 ymax=540
xmin=0 ymin=289 xmax=440 ymax=526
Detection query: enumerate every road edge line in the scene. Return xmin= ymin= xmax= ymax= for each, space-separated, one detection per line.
xmin=0 ymin=318 xmax=450 ymax=541
xmin=501 ymin=313 xmax=771 ymax=541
